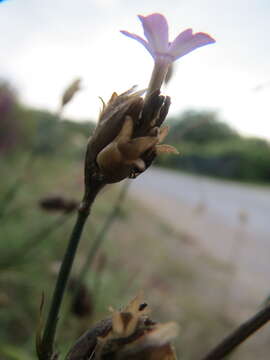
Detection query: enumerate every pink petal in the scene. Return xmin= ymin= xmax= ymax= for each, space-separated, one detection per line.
xmin=169 ymin=31 xmax=215 ymax=60
xmin=120 ymin=30 xmax=154 ymax=57
xmin=169 ymin=28 xmax=193 ymax=49
xmin=138 ymin=13 xmax=169 ymax=53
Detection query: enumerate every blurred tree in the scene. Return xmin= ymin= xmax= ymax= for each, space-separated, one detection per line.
xmin=0 ymin=79 xmax=95 ymax=156
xmin=0 ymin=81 xmax=20 ymax=153
xmin=157 ymin=110 xmax=270 ymax=183
xmin=168 ymin=110 xmax=239 ymax=145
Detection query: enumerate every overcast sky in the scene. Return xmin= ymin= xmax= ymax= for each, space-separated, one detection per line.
xmin=0 ymin=0 xmax=270 ymax=139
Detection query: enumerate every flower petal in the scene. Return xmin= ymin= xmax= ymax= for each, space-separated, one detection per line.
xmin=169 ymin=28 xmax=193 ymax=49
xmin=169 ymin=31 xmax=215 ymax=60
xmin=120 ymin=30 xmax=154 ymax=57
xmin=138 ymin=13 xmax=169 ymax=53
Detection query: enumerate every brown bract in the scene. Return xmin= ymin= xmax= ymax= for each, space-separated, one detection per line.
xmin=85 ymin=87 xmax=178 ymax=184
xmin=66 ymin=294 xmax=179 ymax=360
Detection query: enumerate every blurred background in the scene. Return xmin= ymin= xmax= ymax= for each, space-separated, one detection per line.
xmin=1 ymin=0 xmax=270 ymax=359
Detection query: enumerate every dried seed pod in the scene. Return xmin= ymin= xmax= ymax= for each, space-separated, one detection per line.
xmin=66 ymin=294 xmax=178 ymax=360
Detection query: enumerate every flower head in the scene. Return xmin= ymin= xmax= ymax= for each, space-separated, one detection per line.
xmin=121 ymin=13 xmax=215 ymax=62
xmin=83 ymin=13 xmax=214 ymax=188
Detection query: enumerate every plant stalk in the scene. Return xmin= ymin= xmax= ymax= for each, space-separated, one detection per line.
xmin=200 ymin=304 xmax=270 ymax=360
xmin=77 ymin=180 xmax=130 ymax=287
xmin=38 ymin=181 xmax=104 ymax=360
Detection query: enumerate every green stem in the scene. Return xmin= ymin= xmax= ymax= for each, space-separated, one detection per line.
xmin=77 ymin=181 xmax=130 ymax=287
xmin=200 ymin=304 xmax=270 ymax=360
xmin=39 ymin=182 xmax=104 ymax=360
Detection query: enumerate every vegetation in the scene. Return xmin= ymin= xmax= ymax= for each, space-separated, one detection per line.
xmin=2 ymin=80 xmax=269 ymax=184
xmin=158 ymin=110 xmax=270 ymax=183
xmin=0 ymin=150 xmax=243 ymax=360
xmin=0 ymin=80 xmax=95 ymax=157
xmin=1 ymin=80 xmax=270 ymax=359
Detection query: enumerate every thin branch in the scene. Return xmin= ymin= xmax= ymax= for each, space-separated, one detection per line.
xmin=200 ymin=304 xmax=270 ymax=360
xmin=77 ymin=180 xmax=130 ymax=287
xmin=38 ymin=181 xmax=104 ymax=360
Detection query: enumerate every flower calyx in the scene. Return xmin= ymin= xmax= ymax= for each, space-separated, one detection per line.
xmin=85 ymin=87 xmax=178 ymax=184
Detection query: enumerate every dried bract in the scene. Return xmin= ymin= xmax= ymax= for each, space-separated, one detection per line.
xmin=66 ymin=294 xmax=179 ymax=360
xmin=85 ymin=87 xmax=178 ymax=184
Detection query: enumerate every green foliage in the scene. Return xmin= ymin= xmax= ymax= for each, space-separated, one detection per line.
xmin=0 ymin=154 xmax=118 ymax=358
xmin=0 ymin=81 xmax=21 ymax=153
xmin=159 ymin=110 xmax=270 ymax=183
xmin=0 ymin=134 xmax=263 ymax=360
xmin=167 ymin=110 xmax=239 ymax=144
xmin=0 ymin=345 xmax=34 ymax=360
xmin=0 ymin=80 xmax=95 ymax=157
xmin=20 ymin=109 xmax=95 ymax=156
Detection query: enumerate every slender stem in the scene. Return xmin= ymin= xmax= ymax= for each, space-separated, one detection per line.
xmin=77 ymin=181 xmax=130 ymax=287
xmin=40 ymin=210 xmax=88 ymax=360
xmin=57 ymin=181 xmax=129 ymax=334
xmin=39 ymin=182 xmax=103 ymax=360
xmin=200 ymin=304 xmax=270 ymax=360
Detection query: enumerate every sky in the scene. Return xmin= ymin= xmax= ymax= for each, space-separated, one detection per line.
xmin=0 ymin=0 xmax=270 ymax=139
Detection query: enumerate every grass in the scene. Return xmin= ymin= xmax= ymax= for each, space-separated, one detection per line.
xmin=0 ymin=151 xmax=269 ymax=360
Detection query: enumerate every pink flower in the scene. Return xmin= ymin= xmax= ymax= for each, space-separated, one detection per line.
xmin=121 ymin=13 xmax=215 ymax=62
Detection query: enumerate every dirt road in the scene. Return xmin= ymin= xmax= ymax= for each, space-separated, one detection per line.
xmin=129 ymin=167 xmax=270 ymax=317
